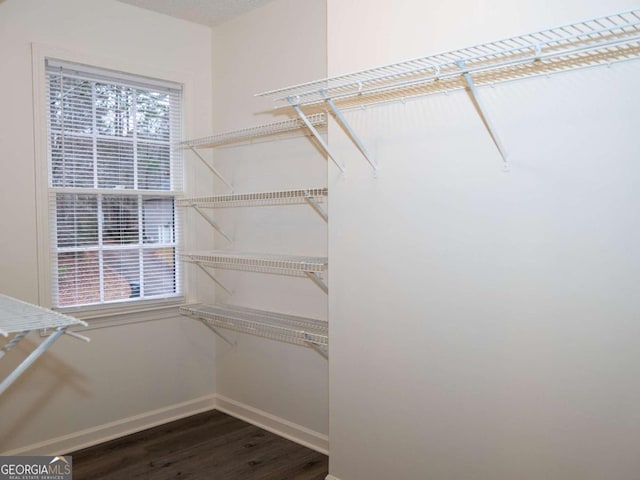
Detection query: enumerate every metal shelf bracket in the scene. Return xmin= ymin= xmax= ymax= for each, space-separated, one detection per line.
xmin=305 ymin=336 xmax=328 ymax=359
xmin=287 ymin=96 xmax=346 ymax=174
xmin=192 ymin=205 xmax=234 ymax=244
xmin=195 ymin=263 xmax=233 ymax=296
xmin=321 ymin=90 xmax=379 ymax=175
xmin=304 ymin=272 xmax=329 ymax=294
xmin=200 ymin=320 xmax=237 ymax=347
xmin=189 ymin=146 xmax=234 ymax=192
xmin=457 ymin=60 xmax=509 ymax=172
xmin=303 ymin=191 xmax=328 ymax=222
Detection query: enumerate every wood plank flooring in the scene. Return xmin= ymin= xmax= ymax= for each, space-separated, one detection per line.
xmin=70 ymin=410 xmax=328 ymax=480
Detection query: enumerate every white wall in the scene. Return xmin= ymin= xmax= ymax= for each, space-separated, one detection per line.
xmin=0 ymin=0 xmax=216 ymax=454
xmin=210 ymin=0 xmax=329 ymax=447
xmin=326 ymin=1 xmax=640 ymax=479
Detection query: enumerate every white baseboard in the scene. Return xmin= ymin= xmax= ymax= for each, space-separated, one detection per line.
xmin=2 ymin=394 xmax=216 ymax=456
xmin=214 ymin=394 xmax=329 ymax=455
xmin=2 ymin=393 xmax=329 ymax=458
xmin=325 ymin=475 xmax=341 ymax=480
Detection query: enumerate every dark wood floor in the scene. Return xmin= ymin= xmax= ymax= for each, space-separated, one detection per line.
xmin=70 ymin=410 xmax=328 ymax=480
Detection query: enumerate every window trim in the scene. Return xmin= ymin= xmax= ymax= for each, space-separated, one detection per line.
xmin=32 ymin=43 xmax=194 ymax=321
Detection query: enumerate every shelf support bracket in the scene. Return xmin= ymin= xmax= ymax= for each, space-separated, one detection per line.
xmin=321 ymin=90 xmax=378 ymax=175
xmin=304 ymin=272 xmax=328 ymax=294
xmin=200 ymin=320 xmax=237 ymax=347
xmin=303 ymin=191 xmax=328 ymax=223
xmin=0 ymin=328 xmax=65 ymax=396
xmin=195 ymin=263 xmax=233 ymax=296
xmin=192 ymin=206 xmax=234 ymax=244
xmin=189 ymin=147 xmax=234 ymax=191
xmin=456 ymin=61 xmax=509 ymax=172
xmin=304 ymin=338 xmax=328 ymax=359
xmin=287 ymin=97 xmax=346 ymax=174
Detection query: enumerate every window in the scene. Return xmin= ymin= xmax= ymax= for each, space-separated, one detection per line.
xmin=45 ymin=60 xmax=183 ymax=309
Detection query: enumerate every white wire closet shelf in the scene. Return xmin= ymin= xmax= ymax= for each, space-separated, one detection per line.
xmin=181 ymin=251 xmax=328 ymax=294
xmin=181 ymin=251 xmax=327 ymax=274
xmin=0 ymin=294 xmax=89 ymax=395
xmin=257 ymin=9 xmax=640 ymax=173
xmin=179 ymin=113 xmax=327 ymax=149
xmin=177 ymin=188 xmax=329 ymax=224
xmin=259 ymin=9 xmax=640 ymax=107
xmin=0 ymin=295 xmax=86 ymax=337
xmin=179 ymin=113 xmax=329 ymax=191
xmin=177 ymin=188 xmax=328 ymax=209
xmin=180 ymin=303 xmax=328 ymax=352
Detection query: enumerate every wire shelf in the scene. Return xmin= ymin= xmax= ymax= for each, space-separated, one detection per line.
xmin=180 ymin=113 xmax=327 ymax=149
xmin=180 ymin=303 xmax=328 ymax=347
xmin=1 ymin=294 xmax=90 ymax=395
xmin=0 ymin=294 xmax=87 ymax=337
xmin=177 ymin=188 xmax=328 ymax=209
xmin=180 ymin=251 xmax=328 ymax=276
xmin=258 ymin=9 xmax=640 ymax=108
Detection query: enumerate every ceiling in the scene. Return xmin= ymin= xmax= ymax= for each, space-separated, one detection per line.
xmin=115 ymin=0 xmax=277 ymax=27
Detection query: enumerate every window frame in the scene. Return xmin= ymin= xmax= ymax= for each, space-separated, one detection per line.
xmin=32 ymin=44 xmax=190 ymax=321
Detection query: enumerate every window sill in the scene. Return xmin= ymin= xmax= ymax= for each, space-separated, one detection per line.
xmin=47 ymin=298 xmax=187 ymax=333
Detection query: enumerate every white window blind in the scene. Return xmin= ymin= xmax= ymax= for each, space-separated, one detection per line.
xmin=45 ymin=60 xmax=183 ymax=309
